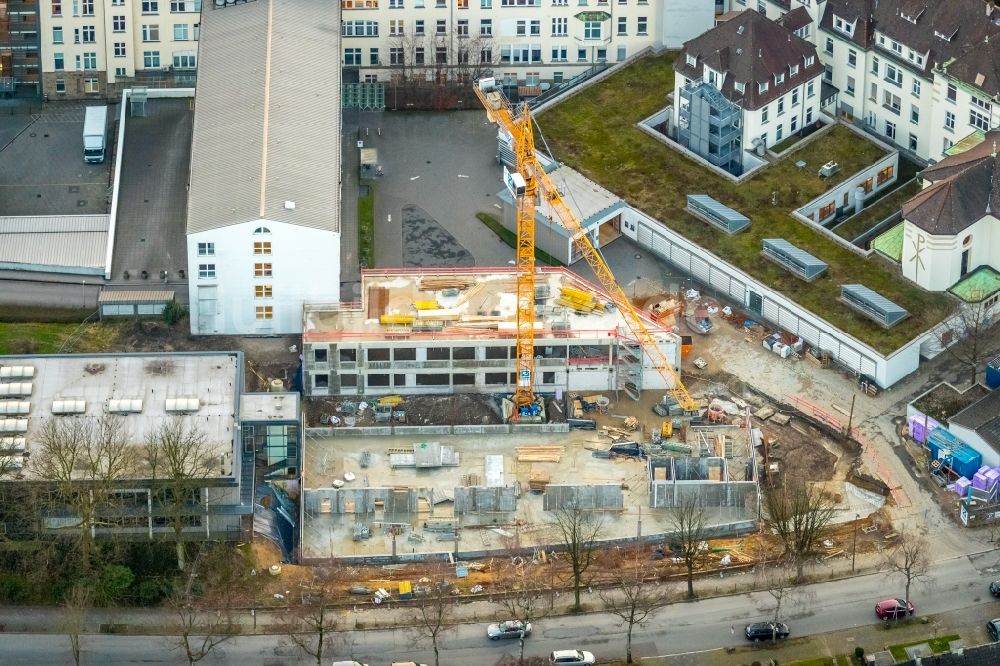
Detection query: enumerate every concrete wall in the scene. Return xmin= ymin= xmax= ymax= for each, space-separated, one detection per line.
xmin=304 ymin=423 xmax=570 ymax=438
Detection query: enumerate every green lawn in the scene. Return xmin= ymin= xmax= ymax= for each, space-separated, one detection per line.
xmin=359 ymin=185 xmax=375 ymax=269
xmin=887 ymin=634 xmax=959 ymax=661
xmin=476 ymin=212 xmax=565 ymax=266
xmin=832 ymin=179 xmax=922 ymax=242
xmin=0 ymin=322 xmax=79 ymax=355
xmin=536 ymin=52 xmax=955 ymax=353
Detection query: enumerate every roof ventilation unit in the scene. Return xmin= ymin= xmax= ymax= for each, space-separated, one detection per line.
xmin=107 ymin=399 xmax=144 ymax=414
xmin=840 ymin=284 xmax=909 ymax=328
xmin=0 ymin=436 xmax=26 ymax=453
xmin=762 ymin=239 xmax=829 ymax=281
xmin=52 ymin=399 xmax=87 ymax=415
xmin=0 ymin=401 xmax=30 ymax=416
xmin=0 ymin=419 xmax=28 ymax=433
xmin=0 ymin=366 xmax=35 ymax=380
xmin=166 ymin=397 xmax=201 ymax=413
xmin=686 ymin=194 xmax=750 ymax=234
xmin=0 ymin=383 xmax=32 ymax=397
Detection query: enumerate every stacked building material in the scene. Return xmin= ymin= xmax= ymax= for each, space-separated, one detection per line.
xmin=555 ymin=286 xmax=603 ymax=314
xmin=379 ymin=314 xmax=415 ymax=325
xmin=420 ymin=277 xmax=474 ymax=291
xmin=528 ymin=469 xmax=550 ymax=492
xmin=516 ymin=445 xmax=565 ymax=462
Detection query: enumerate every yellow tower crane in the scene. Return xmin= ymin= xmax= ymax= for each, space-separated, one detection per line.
xmin=474 ymin=79 xmax=699 ymax=412
xmin=473 ymin=80 xmax=539 ymax=414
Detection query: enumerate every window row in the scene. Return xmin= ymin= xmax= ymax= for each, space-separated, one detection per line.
xmin=345 ymin=0 xmax=646 ymax=7
xmin=196 ymin=241 xmax=271 ymax=256
xmin=198 ymin=263 xmax=274 ymax=279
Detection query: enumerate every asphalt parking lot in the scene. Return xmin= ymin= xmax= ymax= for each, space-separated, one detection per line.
xmin=0 ymin=103 xmax=113 ymax=217
xmin=340 ymin=109 xmax=514 ymax=298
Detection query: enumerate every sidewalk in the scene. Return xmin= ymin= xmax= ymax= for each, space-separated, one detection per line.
xmin=657 ymin=601 xmax=998 ymax=665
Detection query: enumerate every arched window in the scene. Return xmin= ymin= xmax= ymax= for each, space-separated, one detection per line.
xmin=254 ymin=226 xmax=271 ymax=235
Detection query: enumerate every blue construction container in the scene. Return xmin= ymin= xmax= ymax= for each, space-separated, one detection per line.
xmin=986 ymin=355 xmax=1000 ymax=390
xmin=927 ymin=428 xmax=982 ymax=479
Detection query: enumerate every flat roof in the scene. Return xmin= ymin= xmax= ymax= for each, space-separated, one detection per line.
xmin=949 ymin=266 xmax=1000 ymax=303
xmin=0 ymin=353 xmax=240 ymax=481
xmin=302 ymin=268 xmax=672 ymax=343
xmin=540 ymin=165 xmax=624 ymax=228
xmin=186 ymin=0 xmax=342 ymax=235
xmin=871 ymin=222 xmax=904 ymax=262
xmin=0 ymin=215 xmax=109 ymax=275
xmin=240 ymin=392 xmax=300 ymax=422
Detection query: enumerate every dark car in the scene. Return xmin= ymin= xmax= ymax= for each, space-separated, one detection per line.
xmin=875 ymin=598 xmax=914 ymax=619
xmin=487 ymin=620 xmax=531 ymax=640
xmin=745 ymin=622 xmax=790 ymax=642
xmin=988 ymin=619 xmax=1000 ymax=642
xmin=990 ymin=581 xmax=1000 ymax=597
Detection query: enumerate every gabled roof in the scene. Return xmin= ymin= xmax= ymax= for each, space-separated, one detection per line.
xmin=898 ymin=639 xmax=1000 ymax=665
xmin=945 ymin=35 xmax=1000 ymax=97
xmin=674 ymin=10 xmax=824 ymax=111
xmin=822 ymin=0 xmax=1000 ymax=81
xmin=902 ymin=131 xmax=1000 ymax=235
xmin=186 ymin=0 xmax=342 ymax=236
xmin=779 ymin=6 xmax=812 ymax=33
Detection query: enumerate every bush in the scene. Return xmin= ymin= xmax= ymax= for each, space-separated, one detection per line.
xmin=0 ymin=574 xmax=30 ymax=602
xmin=854 ymin=646 xmax=865 ymax=663
xmin=99 ymin=564 xmax=135 ymax=604
xmin=136 ymin=578 xmax=168 ymax=606
xmin=162 ymin=300 xmax=187 ymax=325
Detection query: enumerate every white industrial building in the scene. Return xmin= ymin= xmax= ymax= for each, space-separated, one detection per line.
xmin=36 ymin=0 xmax=203 ymax=99
xmin=301 ymin=268 xmax=682 ymax=398
xmin=339 ymin=0 xmax=715 ymax=89
xmin=185 ymin=0 xmax=342 ymax=335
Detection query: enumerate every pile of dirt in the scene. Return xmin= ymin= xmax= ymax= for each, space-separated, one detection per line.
xmin=304 ymin=394 xmax=503 ymax=427
xmin=911 ymin=382 xmax=989 ymax=424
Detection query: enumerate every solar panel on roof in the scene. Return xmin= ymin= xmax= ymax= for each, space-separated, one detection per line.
xmin=762 ymin=239 xmax=828 ymax=281
xmin=840 ymin=284 xmax=908 ymax=328
xmin=686 ymin=194 xmax=750 ymax=234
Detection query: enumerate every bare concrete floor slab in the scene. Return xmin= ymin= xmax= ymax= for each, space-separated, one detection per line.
xmin=301 ymin=429 xmax=756 ymax=561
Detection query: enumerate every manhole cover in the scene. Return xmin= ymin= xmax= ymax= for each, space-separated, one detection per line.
xmin=68 ymin=185 xmax=80 ymax=193
xmin=76 ymin=199 xmax=87 ymax=207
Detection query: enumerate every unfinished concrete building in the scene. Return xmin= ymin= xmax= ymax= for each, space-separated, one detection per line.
xmin=302 ymin=268 xmax=682 ymax=400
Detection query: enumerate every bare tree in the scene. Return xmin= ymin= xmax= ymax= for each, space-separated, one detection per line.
xmin=62 ymin=582 xmax=92 ymax=666
xmin=550 ymin=502 xmax=604 ymax=612
xmin=883 ymin=533 xmax=930 ymax=607
xmin=169 ymin=552 xmax=236 ymax=666
xmin=144 ymin=419 xmax=219 ymax=571
xmin=597 ymin=546 xmax=673 ymax=664
xmin=409 ymin=572 xmax=459 ymax=666
xmin=30 ymin=415 xmax=138 ymax=570
xmin=762 ymin=482 xmax=836 ymax=580
xmin=280 ymin=571 xmax=343 ymax=665
xmin=754 ymin=564 xmax=807 ymax=643
xmin=943 ymin=297 xmax=1000 ymax=385
xmin=666 ymin=494 xmax=709 ymax=598
xmin=492 ymin=557 xmax=548 ymax=666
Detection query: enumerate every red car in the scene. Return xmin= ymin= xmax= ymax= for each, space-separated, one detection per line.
xmin=875 ymin=598 xmax=914 ymax=619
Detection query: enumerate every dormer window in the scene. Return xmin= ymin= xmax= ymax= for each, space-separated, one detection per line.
xmin=735 ymin=81 xmax=745 ymax=94
xmin=790 ymin=64 xmax=799 ymax=77
xmin=775 ymin=72 xmax=785 ymax=84
xmin=890 ymin=41 xmax=902 ymax=55
xmin=685 ymin=53 xmax=696 ymax=67
xmin=737 ymin=24 xmax=744 ymax=35
xmin=934 ymin=28 xmax=957 ymax=42
xmin=758 ymin=81 xmax=769 ymax=94
xmin=833 ymin=15 xmax=853 ymax=36
xmin=805 ymin=55 xmax=814 ymax=67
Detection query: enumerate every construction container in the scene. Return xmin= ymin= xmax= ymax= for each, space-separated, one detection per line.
xmin=927 ymin=428 xmax=982 ymax=479
xmin=987 ymin=355 xmax=1000 ymax=389
xmin=399 ymin=580 xmax=413 ymax=600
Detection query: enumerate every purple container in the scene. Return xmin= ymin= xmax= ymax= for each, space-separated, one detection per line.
xmin=974 ymin=473 xmax=990 ymax=490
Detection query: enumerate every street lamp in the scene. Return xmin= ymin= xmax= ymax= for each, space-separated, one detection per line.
xmin=851 ymin=513 xmax=860 ymax=572
xmin=250 ymin=568 xmax=258 ymax=630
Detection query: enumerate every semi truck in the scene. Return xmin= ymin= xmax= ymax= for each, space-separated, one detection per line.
xmin=83 ymin=105 xmax=108 ymax=164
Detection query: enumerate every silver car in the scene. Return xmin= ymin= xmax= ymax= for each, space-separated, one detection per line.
xmin=487 ymin=620 xmax=532 ymax=640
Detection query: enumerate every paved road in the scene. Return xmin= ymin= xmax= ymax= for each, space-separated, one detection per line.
xmin=2 ymin=551 xmax=998 ymax=665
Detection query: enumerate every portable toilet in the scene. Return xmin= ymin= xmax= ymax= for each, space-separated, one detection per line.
xmin=987 ymin=355 xmax=1000 ymax=390
xmin=927 ymin=428 xmax=982 ymax=479
xmin=399 ymin=580 xmax=413 ymax=600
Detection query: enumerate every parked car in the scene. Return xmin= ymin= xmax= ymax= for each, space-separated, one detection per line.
xmin=744 ymin=622 xmax=790 ymax=642
xmin=487 ymin=620 xmax=532 ymax=640
xmin=988 ymin=619 xmax=1000 ymax=641
xmin=875 ymin=598 xmax=915 ymax=619
xmin=549 ymin=649 xmax=596 ymax=665
xmin=332 ymin=662 xmax=369 ymax=666
xmin=990 ymin=581 xmax=1000 ymax=597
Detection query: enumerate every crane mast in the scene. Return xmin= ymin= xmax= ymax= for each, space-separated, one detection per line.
xmin=474 ymin=79 xmax=698 ymax=414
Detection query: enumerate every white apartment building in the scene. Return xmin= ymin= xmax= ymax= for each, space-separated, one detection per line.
xmin=37 ymin=0 xmax=202 ymax=99
xmin=339 ymin=0 xmax=714 ymax=89
xmin=186 ymin=0 xmax=342 ymax=336
xmin=673 ymin=8 xmax=824 ymax=171
xmin=809 ymin=0 xmax=1000 ymax=163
